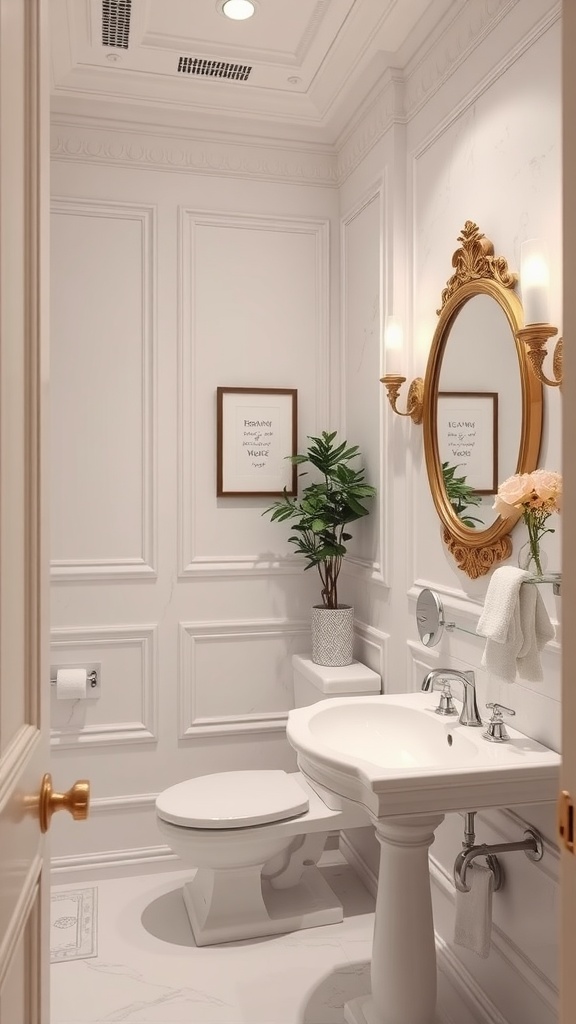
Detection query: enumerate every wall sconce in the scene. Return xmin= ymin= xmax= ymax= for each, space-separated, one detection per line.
xmin=380 ymin=315 xmax=424 ymax=424
xmin=516 ymin=239 xmax=563 ymax=388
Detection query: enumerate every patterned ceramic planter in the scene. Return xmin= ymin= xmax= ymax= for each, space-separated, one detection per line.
xmin=311 ymin=605 xmax=354 ymax=667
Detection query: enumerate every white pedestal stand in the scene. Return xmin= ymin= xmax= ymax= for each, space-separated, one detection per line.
xmin=345 ymin=813 xmax=444 ymax=1024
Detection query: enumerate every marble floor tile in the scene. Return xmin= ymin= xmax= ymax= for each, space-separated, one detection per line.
xmin=51 ymin=855 xmax=482 ymax=1024
xmin=51 ymin=857 xmax=375 ymax=1024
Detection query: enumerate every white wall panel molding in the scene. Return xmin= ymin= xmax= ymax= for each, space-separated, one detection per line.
xmin=50 ymin=625 xmax=157 ymax=748
xmin=353 ymin=619 xmax=388 ymax=687
xmin=406 ymin=639 xmax=442 ymax=692
xmin=340 ymin=183 xmax=388 ymax=586
xmin=179 ymin=619 xmax=310 ymax=739
xmin=178 ymin=209 xmax=330 ymax=577
xmin=50 ymin=121 xmax=338 ymax=188
xmin=51 ymin=198 xmax=157 ymax=581
xmin=430 ymin=857 xmax=558 ymax=1022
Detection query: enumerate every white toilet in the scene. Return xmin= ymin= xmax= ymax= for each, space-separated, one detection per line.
xmin=156 ymin=654 xmax=380 ymax=946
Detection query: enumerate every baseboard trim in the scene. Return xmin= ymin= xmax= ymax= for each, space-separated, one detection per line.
xmin=51 ymin=844 xmax=179 ymax=884
xmin=435 ymin=935 xmax=510 ymax=1024
xmin=339 ymin=831 xmax=378 ymax=897
xmin=430 ymin=856 xmax=558 ymax=1017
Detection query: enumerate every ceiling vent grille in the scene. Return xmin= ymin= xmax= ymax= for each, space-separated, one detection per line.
xmin=102 ymin=0 xmax=132 ymax=49
xmin=177 ymin=57 xmax=252 ymax=81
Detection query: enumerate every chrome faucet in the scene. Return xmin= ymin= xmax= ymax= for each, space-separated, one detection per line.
xmin=421 ymin=669 xmax=483 ymax=727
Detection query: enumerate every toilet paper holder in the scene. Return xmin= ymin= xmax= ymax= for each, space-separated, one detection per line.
xmin=50 ymin=668 xmax=98 ymax=689
xmin=454 ymin=811 xmax=544 ymax=893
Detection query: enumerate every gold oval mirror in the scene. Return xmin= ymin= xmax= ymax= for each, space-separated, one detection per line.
xmin=423 ymin=222 xmax=543 ymax=578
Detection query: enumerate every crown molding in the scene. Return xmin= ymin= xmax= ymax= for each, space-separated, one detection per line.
xmin=336 ymin=73 xmax=404 ymax=185
xmin=334 ymin=0 xmax=555 ymax=184
xmin=403 ymin=0 xmax=520 ymax=119
xmin=50 ymin=118 xmax=338 ymax=188
xmin=50 ymin=0 xmax=558 ymax=189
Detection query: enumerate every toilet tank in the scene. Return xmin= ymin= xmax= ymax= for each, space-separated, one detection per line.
xmin=292 ymin=654 xmax=381 ymax=707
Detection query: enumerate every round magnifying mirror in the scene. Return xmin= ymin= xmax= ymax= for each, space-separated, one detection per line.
xmin=416 ymin=588 xmax=445 ymax=647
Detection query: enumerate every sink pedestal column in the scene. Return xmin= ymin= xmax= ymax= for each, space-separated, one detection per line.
xmin=345 ymin=813 xmax=444 ymax=1024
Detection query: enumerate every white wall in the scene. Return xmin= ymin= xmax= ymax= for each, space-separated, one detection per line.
xmin=50 ymin=0 xmax=562 ymax=1018
xmin=339 ymin=1 xmax=561 ymax=1021
xmin=49 ymin=143 xmax=346 ymax=864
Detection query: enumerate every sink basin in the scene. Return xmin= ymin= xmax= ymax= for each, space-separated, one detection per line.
xmin=287 ymin=692 xmax=560 ymax=818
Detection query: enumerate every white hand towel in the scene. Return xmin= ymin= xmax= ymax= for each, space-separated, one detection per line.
xmin=516 ymin=583 xmax=556 ymax=682
xmin=454 ymin=863 xmax=494 ymax=959
xmin=477 ymin=567 xmax=531 ymax=682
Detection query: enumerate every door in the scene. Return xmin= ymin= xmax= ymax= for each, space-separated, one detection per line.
xmin=0 ymin=0 xmax=50 ymax=1020
xmin=561 ymin=1 xmax=576 ymax=1018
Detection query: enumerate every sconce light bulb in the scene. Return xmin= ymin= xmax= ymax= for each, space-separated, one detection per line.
xmin=384 ymin=315 xmax=404 ymax=375
xmin=385 ymin=315 xmax=403 ymax=351
xmin=520 ymin=239 xmax=550 ymax=324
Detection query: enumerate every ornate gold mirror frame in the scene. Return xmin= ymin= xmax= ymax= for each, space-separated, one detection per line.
xmin=423 ymin=222 xmax=543 ymax=579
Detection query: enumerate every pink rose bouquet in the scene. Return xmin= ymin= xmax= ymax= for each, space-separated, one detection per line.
xmin=493 ymin=469 xmax=562 ymax=576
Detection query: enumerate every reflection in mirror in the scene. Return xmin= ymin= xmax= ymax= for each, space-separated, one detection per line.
xmin=437 ymin=295 xmax=523 ymax=532
xmin=422 ymin=221 xmax=543 ymax=579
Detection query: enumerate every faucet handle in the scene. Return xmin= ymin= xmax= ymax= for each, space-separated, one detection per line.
xmin=435 ymin=681 xmax=458 ymax=717
xmin=484 ymin=702 xmax=515 ymax=742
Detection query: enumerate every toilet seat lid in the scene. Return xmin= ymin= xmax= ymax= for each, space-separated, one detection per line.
xmin=155 ymin=770 xmax=310 ymax=829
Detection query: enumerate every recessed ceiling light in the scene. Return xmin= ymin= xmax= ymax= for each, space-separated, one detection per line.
xmin=222 ymin=0 xmax=256 ymax=20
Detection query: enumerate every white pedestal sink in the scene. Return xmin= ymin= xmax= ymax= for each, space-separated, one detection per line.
xmin=286 ymin=692 xmax=560 ymax=1024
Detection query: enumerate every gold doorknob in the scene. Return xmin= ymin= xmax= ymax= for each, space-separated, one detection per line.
xmin=29 ymin=773 xmax=90 ymax=833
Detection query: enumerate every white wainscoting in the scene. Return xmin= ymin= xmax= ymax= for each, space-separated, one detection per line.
xmin=50 ymin=198 xmax=157 ymax=581
xmin=177 ymin=209 xmax=330 ymax=578
xmin=340 ymin=182 xmax=388 ymax=587
xmin=178 ymin=619 xmax=311 ymax=738
xmin=50 ymin=625 xmax=157 ymax=748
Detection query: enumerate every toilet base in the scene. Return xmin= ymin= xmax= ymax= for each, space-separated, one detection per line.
xmin=183 ymin=863 xmax=343 ymax=946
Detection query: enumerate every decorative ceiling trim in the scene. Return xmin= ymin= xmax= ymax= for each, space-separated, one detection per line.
xmin=295 ymin=0 xmax=332 ymax=62
xmin=336 ymin=75 xmax=403 ymax=185
xmin=50 ymin=0 xmax=559 ymax=189
xmin=142 ymin=0 xmax=332 ymax=67
xmin=335 ymin=0 xmax=557 ymax=185
xmin=403 ymin=0 xmax=520 ymax=118
xmin=50 ymin=122 xmax=339 ymax=187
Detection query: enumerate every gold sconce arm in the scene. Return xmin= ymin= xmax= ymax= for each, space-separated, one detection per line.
xmin=516 ymin=324 xmax=563 ymax=388
xmin=380 ymin=375 xmax=424 ymax=425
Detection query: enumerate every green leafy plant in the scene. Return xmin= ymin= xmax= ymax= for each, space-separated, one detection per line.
xmin=442 ymin=461 xmax=483 ymax=528
xmin=263 ymin=431 xmax=376 ymax=609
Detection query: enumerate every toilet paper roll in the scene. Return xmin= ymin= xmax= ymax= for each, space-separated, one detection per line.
xmin=56 ymin=668 xmax=88 ymax=700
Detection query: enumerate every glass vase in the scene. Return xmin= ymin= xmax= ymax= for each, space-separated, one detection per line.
xmin=517 ymin=539 xmax=548 ymax=578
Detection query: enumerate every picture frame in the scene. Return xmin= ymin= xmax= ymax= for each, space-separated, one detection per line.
xmin=437 ymin=391 xmax=498 ymax=494
xmin=216 ymin=387 xmax=298 ymax=497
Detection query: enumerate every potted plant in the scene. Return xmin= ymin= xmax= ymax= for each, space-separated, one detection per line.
xmin=263 ymin=431 xmax=376 ymax=666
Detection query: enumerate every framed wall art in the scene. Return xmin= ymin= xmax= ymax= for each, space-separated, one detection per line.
xmin=216 ymin=387 xmax=298 ymax=497
xmin=437 ymin=391 xmax=498 ymax=494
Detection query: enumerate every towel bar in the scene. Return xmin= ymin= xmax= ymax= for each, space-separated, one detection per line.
xmin=416 ymin=581 xmax=560 ymax=649
xmin=454 ymin=812 xmax=543 ymax=893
